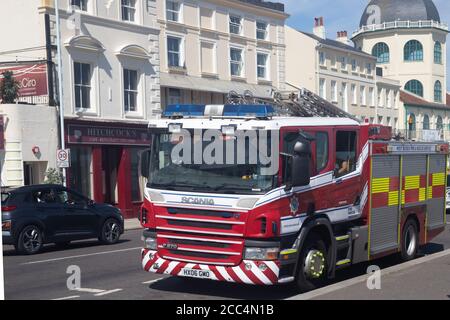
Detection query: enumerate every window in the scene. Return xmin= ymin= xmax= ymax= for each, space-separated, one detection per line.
xmin=54 ymin=190 xmax=87 ymax=206
xmin=331 ymin=81 xmax=337 ymax=102
xmin=434 ymin=80 xmax=442 ymax=103
xmin=335 ymin=131 xmax=357 ymax=178
xmin=360 ymin=86 xmax=366 ymax=105
xmin=130 ymin=148 xmax=143 ymax=202
xmin=257 ymin=53 xmax=269 ymax=79
xmin=167 ymin=36 xmax=182 ymax=67
xmin=319 ymin=78 xmax=326 ymax=99
xmin=121 ymin=0 xmax=136 ymax=22
xmin=166 ymin=0 xmax=180 ymax=22
xmin=408 ymin=113 xmax=416 ymax=131
xmin=351 ymin=84 xmax=356 ymax=104
xmin=369 ymin=87 xmax=374 ymax=106
xmin=230 ymin=48 xmax=243 ymax=77
xmin=74 ymin=62 xmax=91 ymax=109
xmin=342 ymin=83 xmax=348 ymax=110
xmin=316 ymin=132 xmax=329 ymax=173
xmin=387 ymin=117 xmax=391 ymax=126
xmin=71 ymin=0 xmax=88 ymax=11
xmin=405 ymin=80 xmax=423 ymax=97
xmin=434 ymin=42 xmax=442 ymax=64
xmin=124 ymin=69 xmax=138 ymax=112
xmin=351 ymin=59 xmax=357 ymax=72
xmin=423 ymin=114 xmax=430 ymax=130
xmin=256 ymin=21 xmax=268 ymax=40
xmin=377 ymin=88 xmax=383 ymax=107
xmin=404 ymin=40 xmax=423 ymax=61
xmin=331 ymin=55 xmax=337 ymax=68
xmin=229 ymin=15 xmax=242 ymax=35
xmin=340 ymin=57 xmax=347 ymax=70
xmin=319 ymin=52 xmax=326 ymax=66
xmin=378 ymin=116 xmax=383 ymax=125
xmin=69 ymin=146 xmax=92 ymax=198
xmin=168 ymin=88 xmax=181 ymax=105
xmin=372 ymin=42 xmax=390 ymax=63
xmin=366 ymin=63 xmax=372 ymax=75
xmin=437 ymin=116 xmax=444 ymax=130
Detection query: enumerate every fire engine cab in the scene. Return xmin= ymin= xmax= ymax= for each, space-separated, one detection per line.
xmin=139 ymin=90 xmax=448 ymax=292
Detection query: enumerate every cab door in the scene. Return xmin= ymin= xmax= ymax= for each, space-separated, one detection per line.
xmin=331 ymin=128 xmax=362 ymax=219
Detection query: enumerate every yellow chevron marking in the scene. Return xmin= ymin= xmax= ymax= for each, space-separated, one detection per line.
xmin=388 ymin=191 xmax=399 ymax=206
xmin=404 ymin=175 xmax=420 ymax=191
xmin=432 ymin=172 xmax=445 ymax=186
xmin=419 ymin=188 xmax=426 ymax=202
xmin=372 ymin=178 xmax=390 ymax=194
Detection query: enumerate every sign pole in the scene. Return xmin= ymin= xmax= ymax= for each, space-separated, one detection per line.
xmin=55 ymin=0 xmax=67 ymax=186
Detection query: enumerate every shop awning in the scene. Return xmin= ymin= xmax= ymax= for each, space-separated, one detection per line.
xmin=160 ymin=72 xmax=274 ymax=99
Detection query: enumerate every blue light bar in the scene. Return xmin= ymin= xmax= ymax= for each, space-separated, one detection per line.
xmin=162 ymin=104 xmax=275 ymax=118
xmin=163 ymin=104 xmax=205 ymax=117
xmin=222 ymin=104 xmax=275 ymax=117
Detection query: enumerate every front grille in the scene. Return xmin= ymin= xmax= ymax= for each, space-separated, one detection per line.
xmin=169 ymin=238 xmax=230 ymax=249
xmin=167 ymin=219 xmax=233 ymax=230
xmin=167 ymin=207 xmax=237 ymax=219
xmin=168 ymin=250 xmax=229 ymax=260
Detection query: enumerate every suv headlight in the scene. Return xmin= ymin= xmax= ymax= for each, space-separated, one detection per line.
xmin=244 ymin=247 xmax=279 ymax=261
xmin=142 ymin=236 xmax=157 ymax=250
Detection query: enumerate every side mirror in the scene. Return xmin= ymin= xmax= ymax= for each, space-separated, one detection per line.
xmin=139 ymin=149 xmax=151 ymax=179
xmin=291 ymin=140 xmax=311 ymax=188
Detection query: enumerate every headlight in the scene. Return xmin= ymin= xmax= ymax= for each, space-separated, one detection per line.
xmin=142 ymin=236 xmax=157 ymax=250
xmin=2 ymin=220 xmax=11 ymax=231
xmin=244 ymin=247 xmax=279 ymax=261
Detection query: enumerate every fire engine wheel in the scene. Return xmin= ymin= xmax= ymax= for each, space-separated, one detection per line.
xmin=295 ymin=232 xmax=328 ymax=293
xmin=400 ymin=219 xmax=419 ymax=262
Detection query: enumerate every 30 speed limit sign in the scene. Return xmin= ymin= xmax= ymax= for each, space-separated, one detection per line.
xmin=56 ymin=149 xmax=71 ymax=168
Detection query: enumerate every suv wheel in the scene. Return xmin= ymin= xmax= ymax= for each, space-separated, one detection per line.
xmin=99 ymin=219 xmax=121 ymax=245
xmin=17 ymin=225 xmax=43 ymax=255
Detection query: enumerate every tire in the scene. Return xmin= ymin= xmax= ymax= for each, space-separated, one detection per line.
xmin=16 ymin=225 xmax=43 ymax=255
xmin=295 ymin=232 xmax=328 ymax=293
xmin=99 ymin=218 xmax=121 ymax=245
xmin=400 ymin=219 xmax=419 ymax=262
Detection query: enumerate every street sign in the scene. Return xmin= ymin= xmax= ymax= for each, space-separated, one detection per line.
xmin=56 ymin=149 xmax=71 ymax=168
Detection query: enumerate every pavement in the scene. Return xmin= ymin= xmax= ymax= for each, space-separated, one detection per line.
xmin=2 ymin=215 xmax=450 ymax=300
xmin=124 ymin=218 xmax=142 ymax=231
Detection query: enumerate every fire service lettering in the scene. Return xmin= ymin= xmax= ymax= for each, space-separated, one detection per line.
xmin=181 ymin=197 xmax=215 ymax=206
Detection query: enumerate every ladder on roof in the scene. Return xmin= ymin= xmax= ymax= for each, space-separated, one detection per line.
xmin=227 ymin=88 xmax=360 ymax=121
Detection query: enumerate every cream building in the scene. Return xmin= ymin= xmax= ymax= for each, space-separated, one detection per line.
xmin=352 ymin=0 xmax=449 ymax=135
xmin=286 ymin=19 xmax=401 ymax=128
xmin=0 ymin=0 xmax=161 ymax=217
xmin=156 ymin=0 xmax=289 ymax=107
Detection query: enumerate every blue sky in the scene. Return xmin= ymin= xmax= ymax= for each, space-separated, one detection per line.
xmin=279 ymin=0 xmax=450 ymax=91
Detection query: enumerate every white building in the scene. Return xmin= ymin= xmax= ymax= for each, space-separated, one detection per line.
xmin=352 ymin=0 xmax=449 ymax=135
xmin=0 ymin=0 xmax=161 ymax=218
xmin=156 ymin=0 xmax=289 ymax=107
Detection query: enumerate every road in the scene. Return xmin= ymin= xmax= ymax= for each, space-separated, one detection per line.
xmin=3 ymin=217 xmax=450 ymax=300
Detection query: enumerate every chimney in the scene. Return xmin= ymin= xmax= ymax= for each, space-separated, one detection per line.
xmin=313 ymin=17 xmax=326 ymax=39
xmin=336 ymin=30 xmax=349 ymax=45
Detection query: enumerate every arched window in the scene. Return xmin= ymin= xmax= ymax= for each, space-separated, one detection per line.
xmin=408 ymin=113 xmax=416 ymax=131
xmin=434 ymin=81 xmax=442 ymax=103
xmin=404 ymin=40 xmax=423 ymax=61
xmin=434 ymin=42 xmax=442 ymax=64
xmin=423 ymin=114 xmax=430 ymax=130
xmin=405 ymin=80 xmax=424 ymax=97
xmin=372 ymin=42 xmax=390 ymax=63
xmin=436 ymin=116 xmax=443 ymax=130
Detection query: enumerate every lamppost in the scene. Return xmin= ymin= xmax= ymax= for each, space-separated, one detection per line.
xmin=55 ymin=0 xmax=67 ymax=186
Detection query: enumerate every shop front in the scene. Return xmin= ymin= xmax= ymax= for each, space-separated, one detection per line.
xmin=65 ymin=120 xmax=150 ymax=219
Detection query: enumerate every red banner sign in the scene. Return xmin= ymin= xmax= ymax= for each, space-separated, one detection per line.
xmin=67 ymin=124 xmax=151 ymax=146
xmin=0 ymin=63 xmax=48 ymax=97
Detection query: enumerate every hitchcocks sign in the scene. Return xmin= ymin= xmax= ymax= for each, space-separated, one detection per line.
xmin=0 ymin=63 xmax=48 ymax=98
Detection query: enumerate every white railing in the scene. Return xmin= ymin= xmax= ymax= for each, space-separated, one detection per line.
xmin=353 ymin=20 xmax=449 ymax=37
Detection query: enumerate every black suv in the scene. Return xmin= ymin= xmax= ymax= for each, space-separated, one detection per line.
xmin=2 ymin=184 xmax=124 ymax=255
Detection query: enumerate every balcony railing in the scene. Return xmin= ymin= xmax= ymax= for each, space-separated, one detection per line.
xmin=394 ymin=129 xmax=450 ymax=142
xmin=352 ymin=20 xmax=449 ymax=38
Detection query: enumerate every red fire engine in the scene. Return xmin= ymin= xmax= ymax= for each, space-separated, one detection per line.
xmin=139 ymin=90 xmax=448 ymax=292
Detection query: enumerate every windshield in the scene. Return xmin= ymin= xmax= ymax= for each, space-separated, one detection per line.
xmin=148 ymin=130 xmax=278 ymax=194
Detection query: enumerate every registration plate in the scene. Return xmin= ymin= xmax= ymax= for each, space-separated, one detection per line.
xmin=180 ymin=268 xmax=213 ymax=279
